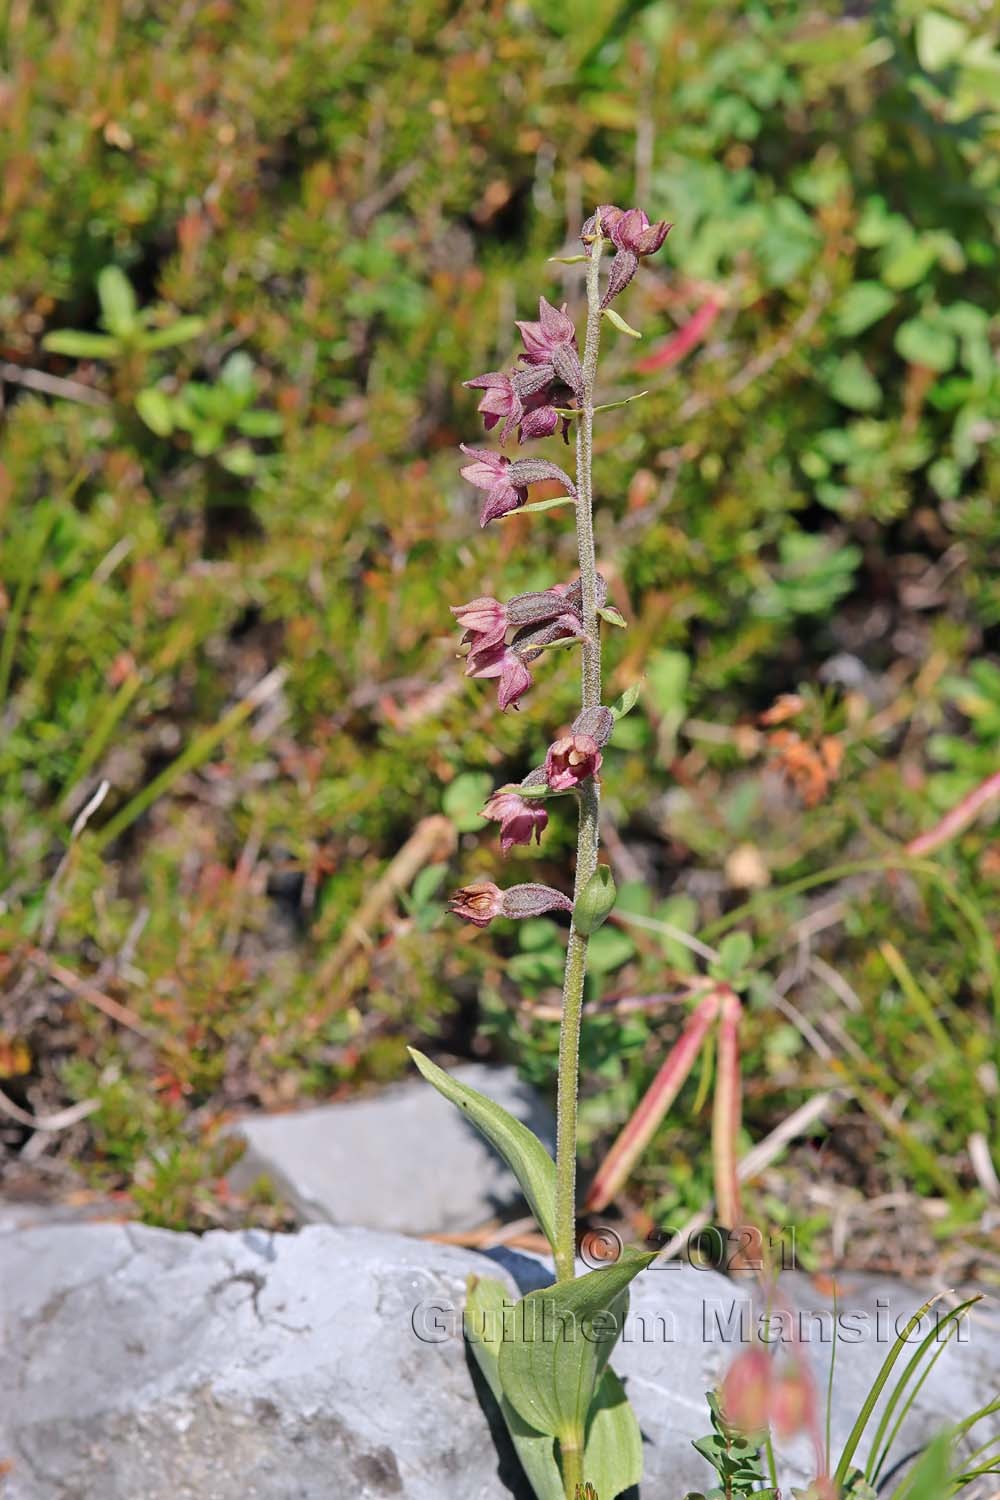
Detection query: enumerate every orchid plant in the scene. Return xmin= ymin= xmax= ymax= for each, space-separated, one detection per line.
xmin=408 ymin=208 xmax=1000 ymax=1500
xmin=410 ymin=204 xmax=670 ymax=1500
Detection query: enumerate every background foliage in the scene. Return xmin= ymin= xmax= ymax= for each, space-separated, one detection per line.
xmin=1 ymin=0 xmax=998 ymax=1266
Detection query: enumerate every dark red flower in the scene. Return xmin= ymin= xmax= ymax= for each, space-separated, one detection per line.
xmin=581 ymin=203 xmax=672 ymax=308
xmin=463 ymin=371 xmax=522 ymax=445
xmin=450 ymin=880 xmax=573 ymax=926
xmin=450 ymin=596 xmax=508 ymax=654
xmin=459 ymin=445 xmax=529 ymax=526
xmin=545 ymin=733 xmax=603 ymax=791
xmin=482 ymin=791 xmax=548 ymax=854
xmin=466 ymin=642 xmax=533 ymax=712
xmin=516 ymin=296 xmax=577 ymax=364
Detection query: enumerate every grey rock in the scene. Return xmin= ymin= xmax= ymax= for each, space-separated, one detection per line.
xmin=227 ymin=1063 xmax=555 ymax=1235
xmin=0 ymin=1221 xmax=741 ymax=1499
xmin=1 ymin=1223 xmax=511 ymax=1499
xmin=5 ymin=1220 xmax=993 ymax=1500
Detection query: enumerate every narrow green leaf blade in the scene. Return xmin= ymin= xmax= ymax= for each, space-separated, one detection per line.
xmin=611 ymin=682 xmax=642 ymax=720
xmin=510 ymin=494 xmax=578 ymax=516
xmin=602 ymin=307 xmax=642 ymax=339
xmin=140 ymin=316 xmax=206 ymax=351
xmin=42 ymin=330 xmax=120 ymax=359
xmin=833 ymin=1293 xmax=948 ymax=1487
xmin=497 ymin=1255 xmax=654 ymax=1441
xmin=97 ymin=266 xmax=138 ymax=337
xmin=408 ymin=1048 xmax=558 ymax=1248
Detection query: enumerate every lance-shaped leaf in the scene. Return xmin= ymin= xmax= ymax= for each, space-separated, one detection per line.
xmin=408 ymin=1048 xmax=557 ymax=1248
xmin=97 ymin=266 xmax=139 ymax=337
xmin=42 ymin=330 xmax=121 ymax=359
xmin=497 ymin=1255 xmax=655 ymax=1443
xmin=602 ymin=307 xmax=642 ymax=339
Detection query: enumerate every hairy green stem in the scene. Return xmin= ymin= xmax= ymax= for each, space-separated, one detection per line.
xmin=553 ymin=233 xmax=604 ymax=1290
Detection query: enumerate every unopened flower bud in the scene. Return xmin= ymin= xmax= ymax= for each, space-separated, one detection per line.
xmin=574 ymin=866 xmax=616 ymax=934
xmin=545 ymin=733 xmax=603 ymax=792
xmin=769 ymin=1365 xmax=812 ymax=1439
xmin=572 ymin=705 xmax=614 ymax=748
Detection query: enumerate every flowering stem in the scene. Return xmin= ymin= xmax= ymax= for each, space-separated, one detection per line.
xmin=553 ymin=234 xmax=604 ymax=1286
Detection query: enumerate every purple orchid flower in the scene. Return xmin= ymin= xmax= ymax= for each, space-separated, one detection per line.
xmin=465 ymin=641 xmax=533 ymax=711
xmin=481 ymin=791 xmax=549 ymax=854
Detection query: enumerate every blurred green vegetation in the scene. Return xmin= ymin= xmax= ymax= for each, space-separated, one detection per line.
xmin=1 ymin=0 xmax=998 ymax=1260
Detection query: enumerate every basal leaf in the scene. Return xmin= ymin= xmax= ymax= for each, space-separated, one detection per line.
xmin=497 ymin=1255 xmax=654 ymax=1442
xmin=466 ymin=1275 xmax=565 ymax=1500
xmin=581 ymin=1367 xmax=643 ymax=1499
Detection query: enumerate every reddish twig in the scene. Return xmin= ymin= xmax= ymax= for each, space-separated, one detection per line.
xmin=712 ymin=986 xmax=743 ymax=1231
xmin=905 ymin=768 xmax=1000 ymax=857
xmin=585 ymin=984 xmax=723 ymax=1212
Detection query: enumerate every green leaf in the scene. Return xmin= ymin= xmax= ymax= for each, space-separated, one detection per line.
xmin=220 ymin=350 xmax=256 ymax=396
xmin=834 ymin=282 xmax=895 ymax=337
xmin=580 ymin=1367 xmax=643 ymax=1499
xmin=916 ymin=11 xmax=968 ymax=71
xmin=548 ymin=253 xmax=590 ymax=264
xmin=408 ymin=1049 xmax=558 ymax=1247
xmin=826 ymin=353 xmax=881 ymax=412
xmin=218 ymin=442 xmax=258 ymax=476
xmin=236 ymin=408 xmax=284 ymax=438
xmin=601 ymin=307 xmax=642 ymax=339
xmin=586 ymin=925 xmax=636 ymax=974
xmin=497 ymin=1256 xmax=654 ymax=1442
xmin=140 ymin=316 xmax=206 ymax=351
xmin=135 ymin=388 xmax=175 ymax=436
xmin=555 ymin=391 xmax=650 ymax=418
xmin=880 ymin=236 xmax=937 ymax=290
xmin=833 ymin=1293 xmax=949 ymax=1487
xmin=895 ymin=317 xmax=957 ymax=373
xmin=611 ymin=682 xmax=641 ymax=720
xmin=646 ymin=649 xmax=690 ymax=717
xmin=512 ymin=494 xmax=578 ymax=516
xmin=597 ymin=605 xmax=627 ymax=629
xmin=711 ymin=930 xmax=753 ymax=983
xmin=898 ymin=1436 xmax=952 ymax=1499
xmin=97 ymin=266 xmax=139 ymax=337
xmin=42 ymin=330 xmax=121 ymax=359
xmin=466 ymin=1276 xmax=565 ymax=1500
xmin=441 ymin=770 xmax=493 ymax=831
